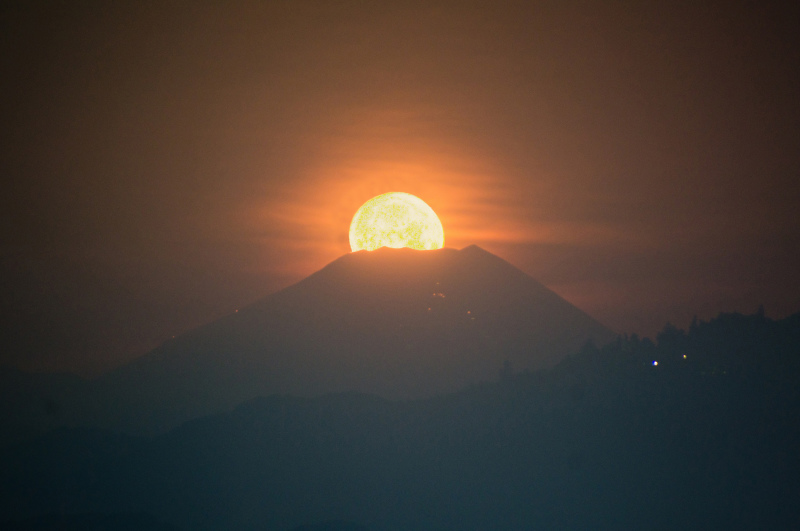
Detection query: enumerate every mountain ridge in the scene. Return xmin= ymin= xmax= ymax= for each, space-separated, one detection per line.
xmin=4 ymin=246 xmax=617 ymax=437
xmin=3 ymin=310 xmax=798 ymax=531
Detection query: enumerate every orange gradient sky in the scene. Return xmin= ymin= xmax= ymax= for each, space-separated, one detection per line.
xmin=2 ymin=1 xmax=798 ymax=374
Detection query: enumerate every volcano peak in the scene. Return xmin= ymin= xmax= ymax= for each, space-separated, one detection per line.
xmin=98 ymin=246 xmax=616 ymax=434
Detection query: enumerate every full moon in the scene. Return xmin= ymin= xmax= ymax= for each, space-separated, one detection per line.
xmin=349 ymin=192 xmax=445 ymax=252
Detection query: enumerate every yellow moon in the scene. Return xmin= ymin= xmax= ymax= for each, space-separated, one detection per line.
xmin=349 ymin=192 xmax=444 ymax=252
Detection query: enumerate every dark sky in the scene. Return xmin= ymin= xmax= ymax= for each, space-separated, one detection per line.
xmin=2 ymin=0 xmax=799 ymax=375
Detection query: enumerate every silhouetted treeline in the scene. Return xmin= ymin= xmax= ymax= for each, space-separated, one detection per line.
xmin=1 ymin=310 xmax=798 ymax=530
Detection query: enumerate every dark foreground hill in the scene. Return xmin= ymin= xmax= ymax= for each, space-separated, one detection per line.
xmin=2 ymin=512 xmax=180 ymax=531
xmin=2 ymin=310 xmax=798 ymax=531
xmin=2 ymin=246 xmax=615 ymax=439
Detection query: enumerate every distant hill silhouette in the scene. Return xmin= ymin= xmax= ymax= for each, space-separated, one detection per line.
xmin=0 ymin=368 xmax=91 ymax=447
xmin=2 ymin=246 xmax=614 ymax=439
xmin=2 ymin=511 xmax=180 ymax=530
xmin=289 ymin=521 xmax=368 ymax=531
xmin=2 ymin=310 xmax=798 ymax=531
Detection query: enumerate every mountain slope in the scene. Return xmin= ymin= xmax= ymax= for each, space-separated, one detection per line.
xmin=1 ymin=246 xmax=608 ymax=436
xmin=90 ymin=246 xmax=614 ymax=434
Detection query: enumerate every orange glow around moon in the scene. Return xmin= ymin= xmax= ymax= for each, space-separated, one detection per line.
xmin=349 ymin=192 xmax=445 ymax=252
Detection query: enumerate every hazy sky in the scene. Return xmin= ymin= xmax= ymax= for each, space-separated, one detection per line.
xmin=2 ymin=1 xmax=799 ymax=375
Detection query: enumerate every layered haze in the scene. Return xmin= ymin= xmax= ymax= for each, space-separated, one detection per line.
xmin=2 ymin=1 xmax=799 ymax=374
xmin=2 ymin=4 xmax=799 ymax=527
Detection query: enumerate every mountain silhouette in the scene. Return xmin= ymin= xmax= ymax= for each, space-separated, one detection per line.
xmin=2 ymin=311 xmax=798 ymax=531
xmin=84 ymin=246 xmax=614 ymax=434
xmin=2 ymin=512 xmax=181 ymax=531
